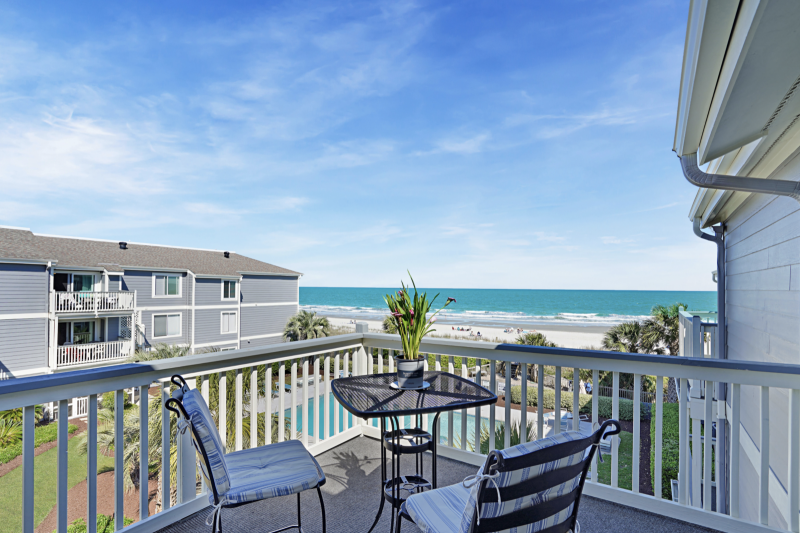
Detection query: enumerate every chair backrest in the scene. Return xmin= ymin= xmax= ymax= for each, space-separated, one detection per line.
xmin=164 ymin=375 xmax=232 ymax=504
xmin=463 ymin=419 xmax=620 ymax=533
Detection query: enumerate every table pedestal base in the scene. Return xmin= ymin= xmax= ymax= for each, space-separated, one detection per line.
xmin=366 ymin=414 xmax=441 ymax=533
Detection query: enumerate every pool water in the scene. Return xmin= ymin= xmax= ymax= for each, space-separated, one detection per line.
xmin=288 ymin=393 xmax=484 ymax=444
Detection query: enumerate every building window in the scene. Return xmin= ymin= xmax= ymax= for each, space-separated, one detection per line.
xmin=154 ymin=274 xmax=181 ymax=297
xmin=221 ymin=311 xmax=237 ymax=334
xmin=153 ymin=313 xmax=181 ymax=338
xmin=222 ymin=280 xmax=237 ymax=300
xmin=73 ymin=274 xmax=94 ymax=292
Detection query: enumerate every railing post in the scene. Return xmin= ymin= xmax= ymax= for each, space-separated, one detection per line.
xmin=178 ymin=378 xmax=197 ymax=503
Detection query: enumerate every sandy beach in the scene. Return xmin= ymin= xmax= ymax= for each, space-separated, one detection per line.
xmin=326 ymin=316 xmax=608 ymax=349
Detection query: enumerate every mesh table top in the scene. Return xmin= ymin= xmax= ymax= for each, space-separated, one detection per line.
xmin=331 ymin=371 xmax=498 ymax=418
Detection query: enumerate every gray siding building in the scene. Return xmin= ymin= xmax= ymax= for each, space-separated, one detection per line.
xmin=0 ymin=227 xmax=300 ymax=378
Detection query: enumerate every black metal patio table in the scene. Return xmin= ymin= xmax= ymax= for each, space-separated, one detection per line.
xmin=331 ymin=370 xmax=497 ymax=533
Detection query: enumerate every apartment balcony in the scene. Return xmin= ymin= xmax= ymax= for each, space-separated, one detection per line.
xmin=56 ymin=339 xmax=134 ymax=369
xmin=52 ymin=290 xmax=136 ymax=314
xmin=2 ymin=332 xmax=797 ymax=533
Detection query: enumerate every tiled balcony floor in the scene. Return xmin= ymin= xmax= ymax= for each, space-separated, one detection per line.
xmin=158 ymin=436 xmax=720 ymax=533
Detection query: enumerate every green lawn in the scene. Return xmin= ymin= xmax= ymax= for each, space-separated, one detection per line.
xmin=596 ymin=431 xmax=634 ymax=490
xmin=0 ymin=432 xmax=115 ymax=533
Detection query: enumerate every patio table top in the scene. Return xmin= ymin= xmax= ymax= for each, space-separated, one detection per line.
xmin=331 ymin=370 xmax=497 ymax=418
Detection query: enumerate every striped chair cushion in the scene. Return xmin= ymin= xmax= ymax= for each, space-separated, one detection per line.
xmin=217 ymin=439 xmax=326 ymax=505
xmin=403 ymin=482 xmax=471 ymax=533
xmin=182 ymin=389 xmax=231 ymax=497
xmin=405 ymin=431 xmax=589 ymax=533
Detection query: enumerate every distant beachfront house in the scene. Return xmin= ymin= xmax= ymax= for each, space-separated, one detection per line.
xmin=0 ymin=226 xmax=300 ymax=382
xmin=674 ymin=2 xmax=800 ymax=528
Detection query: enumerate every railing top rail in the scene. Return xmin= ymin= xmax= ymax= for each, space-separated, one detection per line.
xmin=0 ymin=333 xmax=364 ymax=410
xmin=54 ymin=290 xmax=133 ymax=294
xmin=6 ymin=329 xmax=800 ymax=410
xmin=362 ymin=333 xmax=800 ymax=389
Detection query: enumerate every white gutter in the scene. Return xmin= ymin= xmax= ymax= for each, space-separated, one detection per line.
xmin=680 ymin=152 xmax=800 ymax=201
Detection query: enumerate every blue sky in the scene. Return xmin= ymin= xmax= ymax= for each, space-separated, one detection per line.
xmin=0 ymin=0 xmax=716 ymax=290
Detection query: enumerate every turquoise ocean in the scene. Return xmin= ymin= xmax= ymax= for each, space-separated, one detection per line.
xmin=300 ymin=288 xmax=716 ymax=328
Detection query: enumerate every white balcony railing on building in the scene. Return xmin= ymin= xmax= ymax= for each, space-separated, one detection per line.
xmin=56 ymin=340 xmax=134 ymax=368
xmin=2 ymin=332 xmax=799 ymax=533
xmin=52 ymin=290 xmax=135 ymax=313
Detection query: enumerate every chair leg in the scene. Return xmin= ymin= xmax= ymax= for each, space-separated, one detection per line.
xmin=297 ymin=493 xmax=302 ymax=530
xmin=395 ymin=511 xmax=403 ymax=533
xmin=316 ymin=486 xmax=327 ymax=533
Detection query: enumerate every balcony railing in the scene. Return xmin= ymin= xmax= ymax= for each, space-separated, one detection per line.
xmin=1 ymin=332 xmax=798 ymax=533
xmin=52 ymin=290 xmax=135 ymax=313
xmin=56 ymin=340 xmax=134 ymax=368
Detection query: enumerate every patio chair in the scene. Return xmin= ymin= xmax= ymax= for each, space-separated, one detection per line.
xmin=397 ymin=419 xmax=621 ymax=533
xmin=164 ymin=375 xmax=327 ymax=533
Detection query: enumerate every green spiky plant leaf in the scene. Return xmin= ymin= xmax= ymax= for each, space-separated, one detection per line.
xmin=384 ymin=272 xmax=455 ymax=360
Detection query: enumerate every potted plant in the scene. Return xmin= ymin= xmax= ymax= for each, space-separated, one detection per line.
xmin=385 ymin=274 xmax=456 ymax=389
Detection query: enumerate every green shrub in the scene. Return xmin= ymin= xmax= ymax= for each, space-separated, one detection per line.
xmin=507 ymin=386 xmax=650 ymax=421
xmin=100 ymin=391 xmax=132 ymax=411
xmin=0 ymin=422 xmax=78 ymax=464
xmin=58 ymin=514 xmax=134 ymax=533
xmin=508 ymin=385 xmax=592 ymax=412
xmin=581 ymin=396 xmax=651 ymax=421
xmin=651 ymin=402 xmax=680 ymax=500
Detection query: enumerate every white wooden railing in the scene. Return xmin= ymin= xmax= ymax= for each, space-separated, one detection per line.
xmin=52 ymin=290 xmax=136 ymax=313
xmin=2 ymin=332 xmax=800 ymax=533
xmin=56 ymin=340 xmax=134 ymax=368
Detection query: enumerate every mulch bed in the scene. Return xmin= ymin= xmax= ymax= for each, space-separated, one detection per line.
xmin=0 ymin=418 xmax=88 ymax=478
xmin=499 ymin=397 xmax=653 ymax=496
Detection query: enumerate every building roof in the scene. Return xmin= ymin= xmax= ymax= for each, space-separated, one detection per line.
xmin=675 ymin=1 xmax=800 ymax=228
xmin=0 ymin=227 xmax=301 ymax=277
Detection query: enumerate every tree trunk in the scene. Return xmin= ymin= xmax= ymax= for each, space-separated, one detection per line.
xmin=666 ymin=376 xmax=679 ymax=403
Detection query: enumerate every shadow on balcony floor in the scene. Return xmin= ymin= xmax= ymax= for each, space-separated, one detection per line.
xmin=158 ymin=436 xmax=719 ymax=533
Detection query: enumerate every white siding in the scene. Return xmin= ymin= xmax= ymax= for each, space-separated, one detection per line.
xmin=723 ymin=151 xmax=800 ymax=528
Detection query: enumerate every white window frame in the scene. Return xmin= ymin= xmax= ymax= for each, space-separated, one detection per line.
xmin=220 ymin=311 xmax=238 ymax=335
xmin=152 ymin=312 xmax=182 ymax=339
xmin=152 ymin=273 xmax=182 ymax=299
xmin=221 ymin=279 xmax=238 ymax=301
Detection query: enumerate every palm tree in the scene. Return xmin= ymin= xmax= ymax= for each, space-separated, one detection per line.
xmin=283 ymin=311 xmax=331 ymax=341
xmin=512 ymin=332 xmax=558 ymax=381
xmin=642 ymin=303 xmax=685 ymax=356
xmin=382 ymin=315 xmax=398 ymax=334
xmin=602 ymin=321 xmax=658 ymax=354
xmin=601 ymin=321 xmax=659 ymax=392
xmin=642 ymin=303 xmax=687 ymax=403
xmin=128 ymin=343 xmax=191 ymax=363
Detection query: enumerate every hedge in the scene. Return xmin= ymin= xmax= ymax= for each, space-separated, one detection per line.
xmin=0 ymin=421 xmax=78 ymax=464
xmin=651 ymin=402 xmax=680 ymax=500
xmin=508 ymin=385 xmax=651 ymax=421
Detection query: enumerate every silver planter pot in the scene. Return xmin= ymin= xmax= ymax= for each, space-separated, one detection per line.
xmin=395 ymin=356 xmax=425 ymax=389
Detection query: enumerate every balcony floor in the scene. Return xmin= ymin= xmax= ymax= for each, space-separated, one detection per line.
xmin=158 ymin=436 xmax=719 ymax=533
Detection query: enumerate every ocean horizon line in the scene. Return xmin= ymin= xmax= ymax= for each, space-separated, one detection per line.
xmin=301 ymin=286 xmax=715 ymax=293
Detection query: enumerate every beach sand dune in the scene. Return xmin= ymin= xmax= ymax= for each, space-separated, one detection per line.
xmin=326 ymin=317 xmax=608 ymax=349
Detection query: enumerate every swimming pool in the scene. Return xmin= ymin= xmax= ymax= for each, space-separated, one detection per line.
xmin=287 ymin=393 xmax=485 ymax=444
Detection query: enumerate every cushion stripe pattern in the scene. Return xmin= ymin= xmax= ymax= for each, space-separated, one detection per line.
xmin=402 ymin=483 xmax=470 ymax=533
xmin=406 ymin=430 xmax=590 ymax=533
xmin=216 ymin=439 xmax=326 ymax=505
xmin=182 ymin=389 xmax=231 ymax=496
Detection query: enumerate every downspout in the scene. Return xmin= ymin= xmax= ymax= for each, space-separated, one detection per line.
xmin=692 ymin=217 xmax=725 ymax=361
xmin=680 ymin=151 xmax=800 ymax=516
